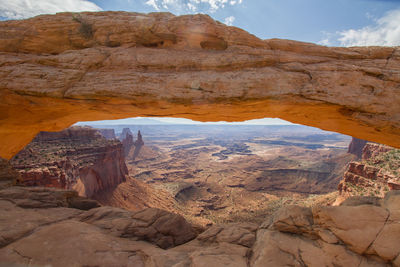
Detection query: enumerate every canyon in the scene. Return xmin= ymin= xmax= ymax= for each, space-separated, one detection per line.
xmin=10 ymin=126 xmax=128 ymax=198
xmin=8 ymin=123 xmax=356 ymax=226
xmin=0 ymin=11 xmax=400 ymax=267
xmin=110 ymin=123 xmax=354 ymax=225
xmin=337 ymin=141 xmax=400 ymax=203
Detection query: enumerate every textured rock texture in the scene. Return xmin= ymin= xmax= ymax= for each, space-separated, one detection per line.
xmin=1 ymin=185 xmax=400 ymax=266
xmin=0 ymin=158 xmax=20 ymax=189
xmin=0 ymin=12 xmax=400 ymax=159
xmin=337 ymin=142 xmax=400 ymax=204
xmin=10 ymin=126 xmax=128 ymax=197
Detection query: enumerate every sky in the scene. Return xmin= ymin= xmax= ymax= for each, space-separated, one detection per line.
xmin=1 ymin=0 xmax=400 ymax=46
xmin=75 ymin=117 xmax=294 ymax=125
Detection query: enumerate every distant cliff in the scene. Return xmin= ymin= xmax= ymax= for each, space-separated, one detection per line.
xmin=97 ymin=128 xmax=116 ymax=140
xmin=347 ymin=137 xmax=367 ymax=159
xmin=119 ymin=128 xmax=145 ymax=161
xmin=119 ymin=128 xmax=133 ymax=140
xmin=10 ymin=126 xmax=128 ymax=198
xmin=132 ymin=130 xmax=145 ymax=160
xmin=336 ymin=142 xmax=400 ymax=204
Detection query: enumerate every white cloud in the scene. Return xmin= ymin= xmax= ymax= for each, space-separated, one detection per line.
xmin=339 ymin=8 xmax=400 ymax=46
xmin=144 ymin=0 xmax=242 ymax=13
xmin=224 ymin=15 xmax=235 ymax=26
xmin=145 ymin=0 xmax=160 ymax=10
xmin=318 ymin=39 xmax=331 ymax=46
xmin=0 ymin=0 xmax=102 ymax=20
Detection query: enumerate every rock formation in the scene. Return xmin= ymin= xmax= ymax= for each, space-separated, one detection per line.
xmin=0 ymin=12 xmax=400 ymax=159
xmin=0 ymin=11 xmax=400 ymax=266
xmin=348 ymin=137 xmax=368 ymax=158
xmin=0 ymin=158 xmax=20 ymax=189
xmin=132 ymin=130 xmax=145 ymax=160
xmin=1 ymin=184 xmax=400 ymax=266
xmin=337 ymin=142 xmax=400 ymax=203
xmin=119 ymin=128 xmax=145 ymax=158
xmin=119 ymin=128 xmax=133 ymax=141
xmin=251 ymin=194 xmax=400 ymax=266
xmin=122 ymin=132 xmax=134 ymax=157
xmin=10 ymin=126 xmax=128 ymax=198
xmin=97 ymin=128 xmax=116 ymax=139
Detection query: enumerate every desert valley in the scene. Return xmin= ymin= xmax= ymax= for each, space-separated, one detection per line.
xmin=8 ymin=117 xmax=400 ymax=228
xmin=2 ymin=117 xmax=400 ymax=266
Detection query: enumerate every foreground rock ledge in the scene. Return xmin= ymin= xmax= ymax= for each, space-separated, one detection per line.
xmin=1 ymin=11 xmax=400 ymax=158
xmin=1 ymin=186 xmax=400 ymax=266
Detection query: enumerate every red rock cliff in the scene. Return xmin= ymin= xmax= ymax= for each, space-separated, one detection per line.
xmin=10 ymin=126 xmax=128 ymax=198
xmin=337 ymin=142 xmax=400 ymax=203
xmin=347 ymin=137 xmax=367 ymax=159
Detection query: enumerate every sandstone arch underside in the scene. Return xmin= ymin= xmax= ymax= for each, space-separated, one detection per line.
xmin=0 ymin=11 xmax=399 ymax=159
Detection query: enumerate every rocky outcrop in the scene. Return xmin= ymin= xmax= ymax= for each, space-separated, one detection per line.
xmin=348 ymin=137 xmax=368 ymax=158
xmin=1 ymin=185 xmax=400 ymax=266
xmin=362 ymin=142 xmax=393 ymax=161
xmin=119 ymin=128 xmax=133 ymax=141
xmin=122 ymin=131 xmax=134 ymax=157
xmin=337 ymin=142 xmax=400 ymax=203
xmin=1 ymin=12 xmax=400 ymax=159
xmin=10 ymin=126 xmax=128 ymax=198
xmin=97 ymin=128 xmax=116 ymax=139
xmin=132 ymin=130 xmax=145 ymax=160
xmin=119 ymin=128 xmax=135 ymax=157
xmin=251 ymin=193 xmax=400 ymax=266
xmin=0 ymin=158 xmax=20 ymax=189
xmin=120 ymin=129 xmax=145 ymax=160
xmin=0 ymin=186 xmax=100 ymax=210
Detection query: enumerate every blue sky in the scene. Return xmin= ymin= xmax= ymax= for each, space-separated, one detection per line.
xmin=75 ymin=117 xmax=294 ymax=125
xmin=1 ymin=0 xmax=400 ymax=46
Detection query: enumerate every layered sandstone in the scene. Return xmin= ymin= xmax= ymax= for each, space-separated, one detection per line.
xmin=1 ymin=12 xmax=400 ymax=159
xmin=1 ymin=185 xmax=400 ymax=266
xmin=337 ymin=142 xmax=400 ymax=203
xmin=10 ymin=126 xmax=128 ymax=197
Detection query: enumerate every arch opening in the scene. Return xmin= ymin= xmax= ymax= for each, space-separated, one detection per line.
xmin=13 ymin=116 xmax=398 ymax=225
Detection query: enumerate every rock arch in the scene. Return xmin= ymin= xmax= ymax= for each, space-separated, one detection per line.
xmin=0 ymin=12 xmax=399 ymax=159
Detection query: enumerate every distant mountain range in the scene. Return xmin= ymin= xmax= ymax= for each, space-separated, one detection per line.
xmin=75 ymin=118 xmax=173 ymax=126
xmin=75 ymin=117 xmax=294 ymax=126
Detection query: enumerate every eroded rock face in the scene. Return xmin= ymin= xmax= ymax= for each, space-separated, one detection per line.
xmin=98 ymin=128 xmax=116 ymax=140
xmin=251 ymin=198 xmax=400 ymax=267
xmin=1 ymin=185 xmax=400 ymax=266
xmin=348 ymin=137 xmax=368 ymax=158
xmin=10 ymin=126 xmax=128 ymax=198
xmin=337 ymin=142 xmax=400 ymax=203
xmin=0 ymin=158 xmax=20 ymax=189
xmin=0 ymin=12 xmax=400 ymax=159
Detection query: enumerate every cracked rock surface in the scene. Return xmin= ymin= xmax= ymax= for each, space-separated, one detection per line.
xmin=0 ymin=186 xmax=400 ymax=266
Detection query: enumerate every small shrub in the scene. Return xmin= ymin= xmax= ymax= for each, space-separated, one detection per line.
xmin=72 ymin=15 xmax=93 ymax=39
